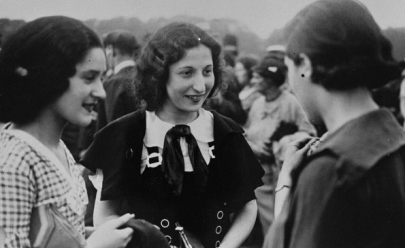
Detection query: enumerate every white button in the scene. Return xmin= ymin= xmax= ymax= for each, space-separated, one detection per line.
xmin=216 ymin=226 xmax=222 ymax=234
xmin=217 ymin=211 xmax=224 ymax=219
xmin=215 ymin=241 xmax=221 ymax=247
xmin=165 ymin=235 xmax=172 ymax=244
xmin=161 ymin=219 xmax=170 ymax=228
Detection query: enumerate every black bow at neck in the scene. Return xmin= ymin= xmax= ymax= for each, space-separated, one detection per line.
xmin=161 ymin=125 xmax=208 ymax=196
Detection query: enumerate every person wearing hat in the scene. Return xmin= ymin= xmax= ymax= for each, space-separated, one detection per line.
xmin=243 ymin=50 xmax=315 ymax=236
xmin=97 ymin=30 xmax=140 ymax=130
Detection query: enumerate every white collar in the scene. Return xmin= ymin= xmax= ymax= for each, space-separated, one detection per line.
xmin=113 ymin=60 xmax=135 ymax=74
xmin=144 ymin=109 xmax=213 ymax=148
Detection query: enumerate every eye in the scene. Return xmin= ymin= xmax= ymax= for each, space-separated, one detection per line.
xmin=203 ymin=68 xmax=213 ymax=76
xmin=180 ymin=70 xmax=193 ymax=77
xmin=82 ymin=72 xmax=99 ymax=83
xmin=203 ymin=66 xmax=214 ymax=76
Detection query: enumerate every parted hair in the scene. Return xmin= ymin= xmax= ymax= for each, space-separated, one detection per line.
xmin=0 ymin=16 xmax=103 ymax=124
xmin=134 ymin=22 xmax=225 ymax=111
xmin=285 ymin=0 xmax=401 ymax=90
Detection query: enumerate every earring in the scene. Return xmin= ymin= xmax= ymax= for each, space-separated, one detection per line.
xmin=301 ymin=71 xmax=311 ymax=78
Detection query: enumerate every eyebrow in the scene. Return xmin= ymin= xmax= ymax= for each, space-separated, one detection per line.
xmin=80 ymin=70 xmax=103 ymax=74
xmin=177 ymin=64 xmax=213 ymax=69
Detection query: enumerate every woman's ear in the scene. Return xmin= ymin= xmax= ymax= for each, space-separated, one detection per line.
xmin=298 ymin=53 xmax=313 ymax=79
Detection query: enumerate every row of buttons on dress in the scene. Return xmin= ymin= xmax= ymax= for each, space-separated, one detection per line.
xmin=160 ymin=210 xmax=225 ymax=248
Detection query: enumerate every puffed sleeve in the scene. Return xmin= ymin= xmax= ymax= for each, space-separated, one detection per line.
xmin=216 ymin=132 xmax=264 ymax=209
xmin=80 ymin=113 xmax=144 ymax=201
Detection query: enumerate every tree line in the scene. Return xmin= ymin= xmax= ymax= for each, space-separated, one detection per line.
xmin=1 ymin=16 xmax=404 ymax=61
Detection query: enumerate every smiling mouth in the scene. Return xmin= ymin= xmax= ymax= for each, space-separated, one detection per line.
xmin=185 ymin=95 xmax=204 ymax=101
xmin=82 ymin=102 xmax=98 ymax=113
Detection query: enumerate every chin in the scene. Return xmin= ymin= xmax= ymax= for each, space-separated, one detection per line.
xmin=71 ymin=117 xmax=92 ymax=127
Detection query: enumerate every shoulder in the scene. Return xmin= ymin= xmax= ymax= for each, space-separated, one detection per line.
xmin=292 ymin=153 xmax=339 ymax=201
xmin=211 ymin=110 xmax=244 ymax=134
xmin=96 ymin=110 xmax=145 ymax=140
xmin=0 ymin=132 xmax=45 ymax=182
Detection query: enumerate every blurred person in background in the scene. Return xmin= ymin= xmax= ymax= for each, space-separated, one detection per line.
xmin=264 ymin=0 xmax=405 ymax=247
xmin=371 ymin=35 xmax=404 ymax=125
xmin=400 ymin=59 xmax=405 ymax=128
xmin=235 ymin=54 xmax=261 ymax=113
xmin=210 ymin=33 xmax=246 ymax=125
xmin=243 ymin=49 xmax=315 ymax=237
xmin=97 ymin=30 xmax=140 ymax=130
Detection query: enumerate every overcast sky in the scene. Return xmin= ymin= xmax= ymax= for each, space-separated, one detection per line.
xmin=0 ymin=0 xmax=404 ymax=39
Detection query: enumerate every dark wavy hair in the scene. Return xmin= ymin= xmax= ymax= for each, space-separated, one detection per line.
xmin=0 ymin=16 xmax=103 ymax=124
xmin=134 ymin=22 xmax=225 ymax=111
xmin=253 ymin=50 xmax=287 ymax=88
xmin=237 ymin=55 xmax=259 ymax=84
xmin=285 ymin=0 xmax=401 ymax=90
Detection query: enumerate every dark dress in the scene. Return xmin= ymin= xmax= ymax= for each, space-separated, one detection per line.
xmin=81 ymin=110 xmax=264 ymax=248
xmin=263 ymin=109 xmax=405 ymax=248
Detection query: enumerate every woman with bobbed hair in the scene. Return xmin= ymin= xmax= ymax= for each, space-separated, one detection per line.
xmin=264 ymin=0 xmax=405 ymax=247
xmin=134 ymin=22 xmax=224 ymax=111
xmin=0 ymin=16 xmax=137 ymax=248
xmin=81 ymin=22 xmax=264 ymax=248
xmin=234 ymin=55 xmax=262 ymax=112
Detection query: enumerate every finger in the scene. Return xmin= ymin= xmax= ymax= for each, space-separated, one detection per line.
xmin=106 ymin=213 xmax=135 ymax=229
xmin=297 ymin=137 xmax=318 ymax=153
xmin=120 ymin=228 xmax=134 ymax=247
xmin=118 ymin=227 xmax=134 ymax=238
xmin=291 ymin=136 xmax=314 ymax=149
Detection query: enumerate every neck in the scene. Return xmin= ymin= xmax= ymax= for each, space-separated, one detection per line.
xmin=319 ymin=87 xmax=379 ymax=132
xmin=264 ymin=86 xmax=281 ymax=102
xmin=156 ymin=107 xmax=199 ymax=125
xmin=11 ymin=111 xmax=66 ymax=149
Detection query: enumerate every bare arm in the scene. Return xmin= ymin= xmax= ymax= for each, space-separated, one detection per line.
xmin=274 ymin=137 xmax=315 ymax=218
xmin=93 ymin=189 xmax=123 ymax=226
xmin=218 ymin=199 xmax=257 ymax=248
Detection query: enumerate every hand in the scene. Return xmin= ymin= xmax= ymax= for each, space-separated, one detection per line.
xmin=86 ymin=213 xmax=135 ymax=248
xmin=278 ymin=136 xmax=317 ymax=185
xmin=248 ymin=140 xmax=272 ymax=158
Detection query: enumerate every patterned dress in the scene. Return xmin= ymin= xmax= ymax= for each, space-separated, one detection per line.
xmin=0 ymin=128 xmax=88 ymax=248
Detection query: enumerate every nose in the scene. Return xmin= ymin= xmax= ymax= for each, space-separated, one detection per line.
xmin=193 ymin=73 xmax=206 ymax=93
xmin=92 ymin=78 xmax=106 ymax=100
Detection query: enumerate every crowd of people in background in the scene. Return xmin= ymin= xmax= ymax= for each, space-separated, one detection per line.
xmin=1 ymin=0 xmax=405 ymax=247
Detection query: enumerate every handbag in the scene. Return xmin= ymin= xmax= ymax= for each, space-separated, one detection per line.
xmin=29 ymin=204 xmax=86 ymax=248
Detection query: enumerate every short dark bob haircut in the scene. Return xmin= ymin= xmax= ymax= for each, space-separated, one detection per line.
xmin=253 ymin=50 xmax=287 ymax=88
xmin=134 ymin=22 xmax=225 ymax=111
xmin=0 ymin=16 xmax=103 ymax=124
xmin=285 ymin=0 xmax=401 ymax=90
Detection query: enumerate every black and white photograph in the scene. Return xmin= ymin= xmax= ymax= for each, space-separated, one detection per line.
xmin=1 ymin=0 xmax=405 ymax=247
